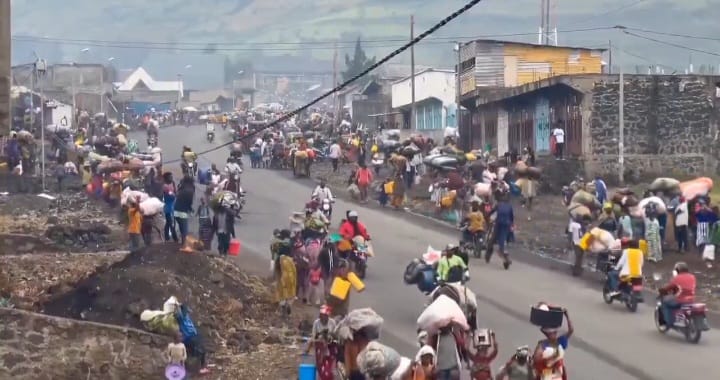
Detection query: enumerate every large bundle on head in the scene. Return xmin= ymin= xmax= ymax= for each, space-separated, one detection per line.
xmin=139 ymin=197 xmax=164 ymax=216
xmin=417 ymin=294 xmax=469 ymax=334
xmin=568 ymin=202 xmax=591 ymax=220
xmin=474 ymin=182 xmax=492 ymax=197
xmin=570 ymin=190 xmax=601 ymax=210
xmin=357 ymin=341 xmax=402 ymax=379
xmin=648 ymin=177 xmax=681 ymax=194
xmin=294 ymin=150 xmax=308 ymax=159
xmin=120 ymin=188 xmax=149 ymax=206
xmin=589 ymin=227 xmax=616 ymax=253
xmin=680 ymin=177 xmax=713 ymax=201
xmin=335 ymin=308 xmax=384 ymax=341
xmin=116 ymin=134 xmax=128 ymax=146
xmin=611 ymin=188 xmax=638 ymax=208
xmin=639 ymin=196 xmax=667 ymax=215
xmin=211 ymin=190 xmax=240 ymax=211
xmin=585 ymin=181 xmax=597 ymax=194
xmin=526 ymin=166 xmax=542 ymax=180
xmin=123 ymin=157 xmax=145 ymax=171
xmin=515 ymin=160 xmax=528 ymax=175
xmin=97 ymin=159 xmax=124 ymax=174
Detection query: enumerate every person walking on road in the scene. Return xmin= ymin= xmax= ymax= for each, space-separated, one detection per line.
xmin=355 ymin=162 xmax=373 ymax=204
xmin=162 ymin=172 xmax=179 ymax=243
xmin=328 ymin=140 xmax=342 ymax=172
xmin=174 ymin=176 xmax=196 ymax=246
xmin=212 ymin=206 xmax=235 ymax=256
xmin=127 ymin=196 xmax=143 ymax=253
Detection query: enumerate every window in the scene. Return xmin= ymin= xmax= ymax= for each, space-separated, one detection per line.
xmin=433 ymin=104 xmax=442 ymax=130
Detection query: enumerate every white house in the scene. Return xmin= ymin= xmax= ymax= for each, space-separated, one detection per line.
xmin=391 ymin=68 xmax=457 ymax=134
xmin=113 ymin=67 xmax=183 ymax=103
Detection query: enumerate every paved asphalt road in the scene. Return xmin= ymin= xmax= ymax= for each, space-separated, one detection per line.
xmin=139 ymin=125 xmax=715 ymax=380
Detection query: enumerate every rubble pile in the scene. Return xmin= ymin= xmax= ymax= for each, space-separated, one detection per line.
xmin=0 ymin=192 xmax=122 ymax=250
xmin=0 ymin=251 xmax=130 ymax=310
xmin=41 ymin=244 xmax=313 ymax=378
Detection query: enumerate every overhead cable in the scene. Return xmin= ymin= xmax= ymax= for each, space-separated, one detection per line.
xmin=163 ymin=0 xmax=485 ymax=164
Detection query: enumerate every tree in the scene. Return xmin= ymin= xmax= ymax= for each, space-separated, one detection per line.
xmin=342 ymin=37 xmax=376 ymax=86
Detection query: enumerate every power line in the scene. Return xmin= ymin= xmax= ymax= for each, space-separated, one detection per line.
xmin=564 ymin=0 xmax=647 ymax=28
xmin=163 ymin=0 xmax=485 ymax=164
xmin=11 ymin=27 xmax=616 ymax=51
xmin=625 ymin=27 xmax=720 ymax=42
xmin=623 ymin=30 xmax=720 ymax=58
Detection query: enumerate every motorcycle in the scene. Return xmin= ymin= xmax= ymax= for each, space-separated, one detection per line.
xmin=601 ymin=256 xmax=644 ymax=312
xmin=207 ymin=131 xmax=215 ymax=142
xmin=182 ymin=161 xmax=198 ymax=179
xmin=321 ymin=198 xmax=333 ymax=221
xmin=147 ymin=134 xmax=158 ymax=148
xmin=349 ymin=242 xmax=369 ymax=279
xmin=653 ymin=278 xmax=709 ymax=343
xmin=459 ymin=223 xmax=485 ymax=259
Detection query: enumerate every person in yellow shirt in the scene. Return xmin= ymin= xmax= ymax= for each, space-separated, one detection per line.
xmin=462 ymin=202 xmax=486 ymax=243
xmin=608 ymin=238 xmax=644 ymax=297
xmin=128 ymin=197 xmax=143 ymax=253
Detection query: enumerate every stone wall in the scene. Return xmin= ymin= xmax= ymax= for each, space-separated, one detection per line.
xmin=0 ymin=308 xmax=169 ymax=380
xmin=587 ymin=75 xmax=719 ymax=178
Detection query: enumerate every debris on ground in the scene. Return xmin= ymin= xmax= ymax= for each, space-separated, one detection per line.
xmin=40 ymin=243 xmax=314 ymax=378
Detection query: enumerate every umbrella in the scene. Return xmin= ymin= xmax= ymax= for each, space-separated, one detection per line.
xmin=94 ymin=112 xmax=106 ymax=118
xmin=182 ymin=106 xmax=198 ymax=112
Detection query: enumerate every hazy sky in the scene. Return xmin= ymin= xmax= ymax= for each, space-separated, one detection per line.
xmin=10 ymin=0 xmax=720 ymax=73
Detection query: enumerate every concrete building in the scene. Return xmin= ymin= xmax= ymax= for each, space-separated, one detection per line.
xmin=464 ymin=74 xmax=720 ymax=179
xmin=181 ymin=89 xmax=234 ymax=112
xmin=0 ymin=0 xmax=9 ymax=135
xmin=392 ymin=68 xmax=457 ymax=136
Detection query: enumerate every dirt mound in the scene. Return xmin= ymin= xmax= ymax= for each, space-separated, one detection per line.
xmin=42 ymin=244 xmax=312 ymax=354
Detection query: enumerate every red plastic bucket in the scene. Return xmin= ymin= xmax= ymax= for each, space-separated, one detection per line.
xmin=228 ymin=239 xmax=241 ymax=256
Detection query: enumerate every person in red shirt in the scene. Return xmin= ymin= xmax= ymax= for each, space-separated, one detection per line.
xmin=659 ymin=261 xmax=697 ymax=326
xmin=339 ymin=210 xmax=370 ymax=241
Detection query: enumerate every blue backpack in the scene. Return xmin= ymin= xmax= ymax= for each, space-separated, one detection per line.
xmin=198 ymin=168 xmax=212 ymax=185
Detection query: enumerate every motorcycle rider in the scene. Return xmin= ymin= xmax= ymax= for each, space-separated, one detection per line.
xmin=339 ymin=210 xmax=370 ymax=241
xmin=437 ymin=244 xmax=467 ymax=283
xmin=180 ymin=146 xmax=197 ymax=177
xmin=462 ymin=201 xmax=486 ymax=245
xmin=659 ymin=261 xmax=697 ymax=327
xmin=312 ymin=180 xmax=334 ymax=217
xmin=223 ymin=157 xmax=243 ymax=194
xmin=607 ymin=238 xmax=644 ymax=298
xmin=206 ymin=121 xmax=215 ymax=141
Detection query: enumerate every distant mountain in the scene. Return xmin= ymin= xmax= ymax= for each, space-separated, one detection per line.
xmin=10 ymin=0 xmax=720 ymax=79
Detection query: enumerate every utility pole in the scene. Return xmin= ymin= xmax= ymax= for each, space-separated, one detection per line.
xmin=410 ymin=15 xmax=416 ymax=131
xmin=618 ymin=45 xmax=625 ymax=186
xmin=608 ymin=40 xmax=613 ymax=74
xmin=455 ymin=42 xmax=462 ymax=147
xmin=332 ymin=42 xmax=338 ymax=123
xmin=34 ymin=58 xmax=47 ymax=190
xmin=99 ymin=66 xmax=104 ymax=114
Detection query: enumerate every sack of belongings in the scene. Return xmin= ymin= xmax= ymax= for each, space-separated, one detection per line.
xmin=680 ymin=177 xmax=713 ymax=200
xmin=357 ymin=341 xmax=403 ymax=379
xmin=121 ymin=188 xmax=149 ymax=206
xmin=571 ymin=190 xmax=601 ymax=210
xmin=140 ymin=296 xmax=181 ymax=336
xmin=568 ymin=203 xmax=591 ymax=220
xmin=648 ymin=177 xmax=681 ymax=194
xmin=526 ymin=166 xmax=542 ymax=180
xmin=140 ymin=197 xmax=164 ymax=216
xmin=589 ymin=227 xmax=615 ymax=253
xmin=348 ymin=184 xmax=360 ymax=200
xmin=474 ymin=182 xmax=492 ymax=197
xmin=639 ymin=196 xmax=667 ymax=215
xmin=211 ymin=190 xmax=240 ymax=211
xmin=417 ymin=294 xmax=469 ymax=334
xmin=335 ymin=308 xmax=384 ymax=341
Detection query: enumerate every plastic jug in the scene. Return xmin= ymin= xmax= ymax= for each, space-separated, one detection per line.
xmin=346 ymin=272 xmax=365 ymax=292
xmin=228 ymin=239 xmax=241 ymax=256
xmin=298 ymin=356 xmax=316 ymax=380
xmin=330 ymin=277 xmax=351 ymax=300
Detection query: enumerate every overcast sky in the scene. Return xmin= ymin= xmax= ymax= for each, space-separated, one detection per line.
xmin=11 ymin=0 xmax=720 ymax=73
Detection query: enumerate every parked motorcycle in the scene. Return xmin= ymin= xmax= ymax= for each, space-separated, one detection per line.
xmin=653 ymin=274 xmax=709 ymax=343
xmin=601 ymin=256 xmax=644 ymax=312
xmin=349 ymin=243 xmax=369 ymax=279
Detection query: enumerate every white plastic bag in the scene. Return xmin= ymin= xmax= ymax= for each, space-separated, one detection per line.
xmin=702 ymin=244 xmax=715 ymax=261
xmin=140 ymin=197 xmax=164 ymax=216
xmin=422 ymin=246 xmax=442 ymax=265
xmin=417 ymin=294 xmax=469 ymax=334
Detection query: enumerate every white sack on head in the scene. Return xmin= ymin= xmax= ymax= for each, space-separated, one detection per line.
xmin=140 ymin=197 xmax=164 ymax=216
xmin=639 ymin=196 xmax=667 ymax=214
xmin=474 ymin=182 xmax=492 ymax=197
xmin=417 ymin=294 xmax=469 ymax=334
xmin=334 ymin=308 xmax=384 ymax=341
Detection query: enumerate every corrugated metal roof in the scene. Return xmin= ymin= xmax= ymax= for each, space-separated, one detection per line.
xmin=471 ymin=39 xmax=606 ymax=52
